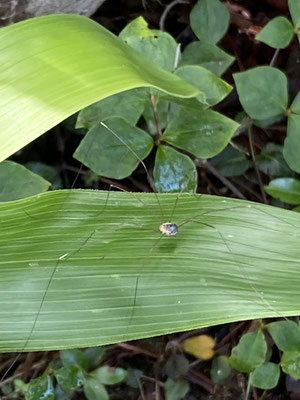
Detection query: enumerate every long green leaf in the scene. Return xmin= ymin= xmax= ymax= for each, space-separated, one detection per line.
xmin=0 ymin=14 xmax=198 ymax=162
xmin=1 ymin=190 xmax=299 ymax=352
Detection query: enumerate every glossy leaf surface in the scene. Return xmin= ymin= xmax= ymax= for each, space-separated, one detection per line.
xmin=265 ymin=177 xmax=300 ymax=204
xmin=153 ymin=146 xmax=197 ymax=193
xmin=163 ymin=108 xmax=239 ymax=158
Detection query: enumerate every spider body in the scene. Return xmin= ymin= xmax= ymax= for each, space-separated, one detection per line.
xmin=159 ymin=222 xmax=178 ymax=236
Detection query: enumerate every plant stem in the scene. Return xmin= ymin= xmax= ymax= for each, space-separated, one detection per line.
xmin=196 ymin=158 xmax=247 ymax=200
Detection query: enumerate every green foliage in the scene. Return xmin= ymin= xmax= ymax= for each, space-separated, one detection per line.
xmin=211 ymin=145 xmax=250 ymax=177
xmin=3 ymin=191 xmax=300 ymax=351
xmin=256 ymin=143 xmax=294 ymax=179
xmin=162 ymin=108 xmax=238 ymax=160
xmin=234 ymin=0 xmax=300 ymax=183
xmin=119 ymin=16 xmax=178 ymax=71
xmin=60 ymin=349 xmax=90 ymax=370
xmin=73 ymin=117 xmax=154 ymax=180
xmin=256 ymin=16 xmax=294 ymax=49
xmin=180 ymin=42 xmax=234 ymax=76
xmin=210 ymin=355 xmax=231 ymax=385
xmin=249 ymin=362 xmax=280 ymax=390
xmin=233 ymin=62 xmax=300 ymax=180
xmin=284 ymin=114 xmax=300 ymax=173
xmin=234 ymin=66 xmax=288 ymax=120
xmin=0 ymin=161 xmax=50 ymax=201
xmin=74 ymin=14 xmax=237 ymax=193
xmin=266 ymin=320 xmax=300 ymax=351
xmin=281 ymin=350 xmax=300 ymax=379
xmin=90 ymin=366 xmax=128 ymax=385
xmin=13 ymin=347 xmax=192 ymax=400
xmin=54 ymin=365 xmax=85 ymax=393
xmin=289 ymin=0 xmax=300 ymax=32
xmin=255 ymin=0 xmax=300 ymax=49
xmin=190 ymin=0 xmax=230 ymax=44
xmin=3 ymin=2 xmax=300 ymax=397
xmin=76 ymin=89 xmax=148 ymax=128
xmin=228 ymin=321 xmax=300 ymax=392
xmin=16 ymin=348 xmax=129 ymax=400
xmin=0 ymin=14 xmax=199 ymax=162
xmin=153 ymin=146 xmax=197 ymax=192
xmin=265 ymin=178 xmax=300 ymax=204
xmin=26 ymin=374 xmax=55 ymax=400
xmin=164 ymin=378 xmax=190 ymax=400
xmin=229 ymin=329 xmax=267 ymax=373
xmin=175 ymin=65 xmax=232 ymax=106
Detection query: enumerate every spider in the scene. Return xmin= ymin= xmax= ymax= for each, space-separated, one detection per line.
xmin=2 ymin=121 xmax=300 ymax=382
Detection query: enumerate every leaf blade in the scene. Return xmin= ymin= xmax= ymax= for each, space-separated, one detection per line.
xmin=1 ymin=191 xmax=300 ymax=351
xmin=0 ymin=14 xmax=198 ymax=162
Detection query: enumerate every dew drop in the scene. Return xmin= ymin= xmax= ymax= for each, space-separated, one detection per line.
xmin=28 ymin=262 xmax=39 ymax=267
xmin=200 ymin=278 xmax=207 ymax=286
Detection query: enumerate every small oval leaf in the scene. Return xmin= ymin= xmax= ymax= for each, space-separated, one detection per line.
xmin=234 ymin=66 xmax=288 ymax=120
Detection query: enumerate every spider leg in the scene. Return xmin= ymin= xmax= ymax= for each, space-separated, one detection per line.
xmin=180 ymin=218 xmax=288 ymax=321
xmin=0 ymin=221 xmax=104 ymax=382
xmin=122 ymin=233 xmax=166 ymax=341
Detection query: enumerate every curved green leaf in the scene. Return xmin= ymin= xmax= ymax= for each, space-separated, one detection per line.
xmin=119 ymin=17 xmax=178 ymax=72
xmin=175 ymin=65 xmax=232 ymax=107
xmin=256 ymin=143 xmax=293 ymax=179
xmin=190 ymin=0 xmax=230 ymax=44
xmin=234 ymin=66 xmax=288 ymax=120
xmin=0 ymin=161 xmax=50 ymax=201
xmin=163 ymin=108 xmax=239 ymax=158
xmin=180 ymin=42 xmax=234 ymax=76
xmin=284 ymin=114 xmax=300 ymax=173
xmin=0 ymin=14 xmax=198 ymax=162
xmin=212 ymin=146 xmax=250 ymax=177
xmin=76 ymin=89 xmax=148 ymax=129
xmin=265 ymin=177 xmax=300 ymax=204
xmin=281 ymin=350 xmax=300 ymax=379
xmin=256 ymin=16 xmax=294 ymax=49
xmin=291 ymin=91 xmax=300 ymax=114
xmin=289 ymin=0 xmax=300 ymax=29
xmin=1 ymin=190 xmax=300 ymax=351
xmin=153 ymin=145 xmax=197 ymax=193
xmin=229 ymin=330 xmax=267 ymax=373
xmin=250 ymin=363 xmax=280 ymax=390
xmin=73 ymin=117 xmax=154 ymax=180
xmin=266 ymin=320 xmax=300 ymax=351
